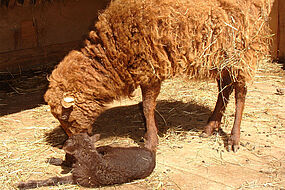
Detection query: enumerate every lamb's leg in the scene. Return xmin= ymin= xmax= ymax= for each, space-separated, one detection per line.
xmin=48 ymin=153 xmax=75 ymax=167
xmin=141 ymin=81 xmax=161 ymax=151
xmin=228 ymin=81 xmax=247 ymax=152
xmin=47 ymin=157 xmax=64 ymax=166
xmin=201 ymin=73 xmax=233 ymax=137
xmin=17 ymin=176 xmax=73 ymax=189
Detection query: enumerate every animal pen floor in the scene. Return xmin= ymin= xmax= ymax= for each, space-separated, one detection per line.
xmin=0 ymin=61 xmax=284 ymax=190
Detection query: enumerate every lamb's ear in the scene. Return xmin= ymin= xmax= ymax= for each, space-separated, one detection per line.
xmin=63 ymin=141 xmax=77 ymax=155
xmin=61 ymin=96 xmax=75 ymax=109
xmin=64 ymin=146 xmax=77 ymax=155
xmin=90 ymin=134 xmax=101 ymax=144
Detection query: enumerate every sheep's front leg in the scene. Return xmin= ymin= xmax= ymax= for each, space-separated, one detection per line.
xmin=141 ymin=81 xmax=161 ymax=152
xmin=201 ymin=73 xmax=233 ymax=137
xmin=228 ymin=81 xmax=247 ymax=152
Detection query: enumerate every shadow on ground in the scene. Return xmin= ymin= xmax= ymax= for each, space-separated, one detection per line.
xmin=0 ymin=90 xmax=47 ymax=116
xmin=45 ymin=100 xmax=212 ymax=147
xmin=0 ymin=67 xmax=51 ymax=116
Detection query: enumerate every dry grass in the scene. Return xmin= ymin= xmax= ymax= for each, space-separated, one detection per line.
xmin=0 ymin=60 xmax=284 ymax=189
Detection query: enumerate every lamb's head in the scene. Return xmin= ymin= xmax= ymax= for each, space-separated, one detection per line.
xmin=63 ymin=133 xmax=100 ymax=155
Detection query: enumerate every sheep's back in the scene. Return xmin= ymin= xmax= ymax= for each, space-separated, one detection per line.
xmin=96 ymin=0 xmax=273 ymax=83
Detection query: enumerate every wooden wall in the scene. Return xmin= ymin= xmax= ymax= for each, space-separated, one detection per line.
xmin=270 ymin=0 xmax=285 ymax=62
xmin=0 ymin=0 xmax=284 ymax=73
xmin=0 ymin=0 xmax=109 ymax=73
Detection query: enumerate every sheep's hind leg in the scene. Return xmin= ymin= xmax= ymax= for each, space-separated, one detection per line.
xmin=200 ymin=73 xmax=233 ymax=137
xmin=141 ymin=81 xmax=161 ymax=152
xmin=228 ymin=81 xmax=247 ymax=152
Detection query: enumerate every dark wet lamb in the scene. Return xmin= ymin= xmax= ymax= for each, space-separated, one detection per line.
xmin=17 ymin=133 xmax=156 ymax=189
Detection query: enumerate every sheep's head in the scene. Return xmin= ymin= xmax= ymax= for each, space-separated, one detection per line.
xmin=44 ymin=87 xmax=97 ymax=137
xmin=44 ymin=50 xmax=106 ymax=137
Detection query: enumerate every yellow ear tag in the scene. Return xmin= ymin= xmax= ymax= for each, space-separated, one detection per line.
xmin=62 ymin=97 xmax=75 ymax=108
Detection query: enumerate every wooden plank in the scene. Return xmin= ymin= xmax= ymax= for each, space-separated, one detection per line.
xmin=36 ymin=0 xmax=42 ymax=6
xmin=0 ymin=41 xmax=80 ymax=73
xmin=19 ymin=20 xmax=38 ymax=49
xmin=15 ymin=0 xmax=23 ymax=6
xmin=23 ymin=0 xmax=30 ymax=7
xmin=0 ymin=0 xmax=110 ymax=71
xmin=8 ymin=0 xmax=16 ymax=8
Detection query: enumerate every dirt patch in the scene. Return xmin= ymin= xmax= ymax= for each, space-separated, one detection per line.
xmin=0 ymin=61 xmax=284 ymax=189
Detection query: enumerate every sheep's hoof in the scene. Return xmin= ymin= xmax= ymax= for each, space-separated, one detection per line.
xmin=144 ymin=138 xmax=158 ymax=152
xmin=145 ymin=141 xmax=158 ymax=152
xmin=232 ymin=145 xmax=239 ymax=153
xmin=200 ymin=121 xmax=220 ymax=138
xmin=227 ymin=144 xmax=240 ymax=153
xmin=227 ymin=136 xmax=240 ymax=153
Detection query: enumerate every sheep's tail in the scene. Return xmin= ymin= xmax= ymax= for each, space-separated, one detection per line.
xmin=17 ymin=175 xmax=73 ymax=189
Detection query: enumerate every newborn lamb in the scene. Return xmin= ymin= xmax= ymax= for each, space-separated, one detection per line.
xmin=17 ymin=133 xmax=156 ymax=189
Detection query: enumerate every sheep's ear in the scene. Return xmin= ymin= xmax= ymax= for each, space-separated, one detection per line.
xmin=61 ymin=96 xmax=75 ymax=109
xmin=90 ymin=134 xmax=100 ymax=143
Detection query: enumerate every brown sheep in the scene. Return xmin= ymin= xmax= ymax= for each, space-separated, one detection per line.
xmin=17 ymin=133 xmax=156 ymax=189
xmin=44 ymin=0 xmax=274 ymax=152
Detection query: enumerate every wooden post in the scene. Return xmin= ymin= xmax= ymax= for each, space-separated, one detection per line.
xmin=270 ymin=0 xmax=285 ymax=62
xmin=270 ymin=0 xmax=279 ymax=60
xmin=279 ymin=0 xmax=285 ymax=61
